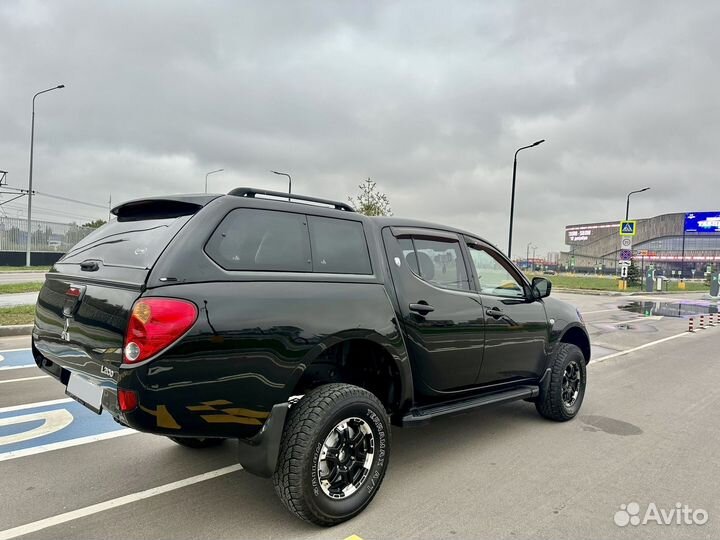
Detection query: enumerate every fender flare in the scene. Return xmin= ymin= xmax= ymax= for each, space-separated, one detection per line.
xmin=284 ymin=328 xmax=414 ymax=412
xmin=554 ymin=322 xmax=591 ymax=363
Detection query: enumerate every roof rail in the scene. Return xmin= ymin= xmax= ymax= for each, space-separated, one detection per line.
xmin=228 ymin=187 xmax=355 ymax=212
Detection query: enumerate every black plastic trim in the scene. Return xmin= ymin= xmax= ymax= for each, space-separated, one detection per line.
xmin=237 ymin=402 xmax=289 ymax=477
xmin=401 ymin=385 xmax=539 ymax=426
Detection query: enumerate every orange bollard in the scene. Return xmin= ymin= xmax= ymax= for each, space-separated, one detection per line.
xmin=689 ymin=318 xmax=695 ymax=332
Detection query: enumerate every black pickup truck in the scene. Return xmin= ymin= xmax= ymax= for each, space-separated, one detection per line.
xmin=32 ymin=187 xmax=590 ymax=526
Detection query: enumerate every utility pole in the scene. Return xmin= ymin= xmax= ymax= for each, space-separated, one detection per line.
xmin=108 ymin=194 xmax=112 ymax=221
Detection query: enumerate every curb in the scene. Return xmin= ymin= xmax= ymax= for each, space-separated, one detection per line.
xmin=0 ymin=324 xmax=33 ymax=337
xmin=554 ymin=288 xmax=627 ymax=296
xmin=554 ymin=288 xmax=710 ymax=297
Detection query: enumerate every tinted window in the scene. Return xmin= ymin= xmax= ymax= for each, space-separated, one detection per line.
xmin=398 ymin=238 xmax=418 ymax=274
xmin=402 ymin=237 xmax=469 ymax=290
xmin=308 ymin=216 xmax=371 ymax=274
xmin=205 ymin=209 xmax=311 ymax=271
xmin=61 ymin=215 xmax=192 ymax=269
xmin=467 ymin=245 xmax=525 ymax=298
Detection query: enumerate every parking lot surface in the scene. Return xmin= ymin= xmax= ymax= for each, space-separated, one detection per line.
xmin=1 ymin=291 xmax=718 ymax=539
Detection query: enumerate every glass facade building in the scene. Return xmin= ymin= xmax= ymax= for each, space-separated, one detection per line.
xmin=561 ymin=212 xmax=720 ymax=275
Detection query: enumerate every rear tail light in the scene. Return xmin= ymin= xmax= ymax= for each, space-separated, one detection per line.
xmin=118 ymin=389 xmax=138 ymax=412
xmin=123 ymin=298 xmax=198 ymax=364
xmin=66 ymin=286 xmax=82 ymax=297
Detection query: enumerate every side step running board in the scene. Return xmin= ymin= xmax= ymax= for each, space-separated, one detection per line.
xmin=401 ymin=385 xmax=539 ymax=426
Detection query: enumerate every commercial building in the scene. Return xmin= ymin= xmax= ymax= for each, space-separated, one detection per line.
xmin=561 ymin=211 xmax=720 ymax=276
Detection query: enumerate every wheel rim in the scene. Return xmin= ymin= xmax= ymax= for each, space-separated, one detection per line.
xmin=317 ymin=417 xmax=375 ymax=500
xmin=562 ymin=360 xmax=582 ymax=407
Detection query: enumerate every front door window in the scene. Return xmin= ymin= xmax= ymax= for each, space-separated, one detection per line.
xmin=467 ymin=246 xmax=525 ymax=299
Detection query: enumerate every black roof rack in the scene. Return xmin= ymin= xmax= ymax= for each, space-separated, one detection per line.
xmin=228 ymin=187 xmax=355 ymax=212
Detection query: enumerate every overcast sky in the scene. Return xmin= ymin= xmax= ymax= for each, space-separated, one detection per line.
xmin=1 ymin=1 xmax=719 ymax=258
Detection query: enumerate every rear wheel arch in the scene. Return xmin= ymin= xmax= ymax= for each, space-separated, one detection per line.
xmin=559 ymin=325 xmax=591 ymax=363
xmin=291 ymin=336 xmax=412 ymax=418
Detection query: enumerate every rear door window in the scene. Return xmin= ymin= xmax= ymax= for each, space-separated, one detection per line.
xmin=205 ymin=209 xmax=311 ymax=271
xmin=399 ymin=236 xmax=470 ymax=290
xmin=308 ymin=216 xmax=372 ymax=274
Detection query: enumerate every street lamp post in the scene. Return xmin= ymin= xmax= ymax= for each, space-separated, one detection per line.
xmin=526 ymin=242 xmax=532 ymax=271
xmin=625 ymin=187 xmax=650 ymax=221
xmin=270 ymin=170 xmax=292 ymax=200
xmin=204 ymin=169 xmax=224 ymax=193
xmin=27 ymin=84 xmax=65 ymax=267
xmin=508 ymin=139 xmax=545 ymax=257
xmin=623 ymin=187 xmax=650 ymax=286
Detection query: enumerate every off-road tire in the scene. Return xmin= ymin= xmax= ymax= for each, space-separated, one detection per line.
xmin=535 ymin=343 xmax=587 ymax=421
xmin=168 ymin=436 xmax=225 ymax=448
xmin=273 ymin=383 xmax=390 ymax=526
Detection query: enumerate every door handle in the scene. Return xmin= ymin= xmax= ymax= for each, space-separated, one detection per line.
xmin=409 ymin=302 xmax=435 ymax=315
xmin=485 ymin=307 xmax=504 ymax=319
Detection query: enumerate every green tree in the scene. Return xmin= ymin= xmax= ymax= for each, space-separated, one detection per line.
xmin=627 ymin=262 xmax=641 ymax=286
xmin=82 ymin=219 xmax=107 ymax=229
xmin=349 ymin=178 xmax=393 ymax=216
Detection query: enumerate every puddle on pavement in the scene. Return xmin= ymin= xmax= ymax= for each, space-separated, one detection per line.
xmin=618 ymin=300 xmax=719 ymax=318
xmin=580 ymin=415 xmax=643 ymax=436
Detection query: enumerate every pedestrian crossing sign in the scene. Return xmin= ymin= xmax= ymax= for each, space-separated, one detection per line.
xmin=619 ymin=220 xmax=637 ymax=236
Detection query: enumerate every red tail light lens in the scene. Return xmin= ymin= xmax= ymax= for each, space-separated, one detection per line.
xmin=118 ymin=389 xmax=138 ymax=412
xmin=123 ymin=298 xmax=198 ymax=364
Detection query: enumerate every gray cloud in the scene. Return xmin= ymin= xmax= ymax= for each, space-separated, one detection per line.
xmin=1 ymin=0 xmax=718 ymax=256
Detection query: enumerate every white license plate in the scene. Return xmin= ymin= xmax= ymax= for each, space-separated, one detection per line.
xmin=66 ymin=373 xmax=104 ymax=414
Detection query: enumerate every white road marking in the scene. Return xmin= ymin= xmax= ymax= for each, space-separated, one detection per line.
xmin=0 ymin=409 xmax=73 ymax=446
xmin=0 ymin=375 xmax=49 ymax=384
xmin=0 ymin=428 xmax=136 ymax=462
xmin=0 ymin=463 xmax=244 ymax=539
xmin=591 ymin=330 xmax=692 ymax=364
xmin=0 ymin=347 xmax=31 ymax=353
xmin=0 ymin=398 xmax=72 ymax=414
xmin=591 ymin=316 xmax=663 ymax=325
xmin=0 ymin=365 xmax=36 ymax=372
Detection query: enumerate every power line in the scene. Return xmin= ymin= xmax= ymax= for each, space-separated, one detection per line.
xmin=3 ymin=185 xmax=107 ymax=209
xmin=0 ymin=202 xmax=98 ymax=223
xmin=35 ymin=190 xmax=108 ymax=209
xmin=0 ymin=194 xmax=26 ymax=207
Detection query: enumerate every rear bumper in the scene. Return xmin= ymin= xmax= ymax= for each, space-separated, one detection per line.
xmin=32 ymin=338 xmax=272 ymax=440
xmin=33 ymin=341 xmax=125 ymax=422
xmin=35 ymin=340 xmax=290 ymax=478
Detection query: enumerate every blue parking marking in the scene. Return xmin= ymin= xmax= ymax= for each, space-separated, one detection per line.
xmin=0 ymin=349 xmax=35 ymax=369
xmin=0 ymin=399 xmax=127 ymax=456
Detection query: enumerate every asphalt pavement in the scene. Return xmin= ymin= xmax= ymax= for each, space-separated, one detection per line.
xmin=0 ymin=292 xmax=718 ymax=540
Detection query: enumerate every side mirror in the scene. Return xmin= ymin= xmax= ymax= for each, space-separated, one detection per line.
xmin=531 ymin=277 xmax=552 ymax=299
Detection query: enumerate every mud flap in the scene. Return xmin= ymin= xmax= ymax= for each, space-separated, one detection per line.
xmin=237 ymin=402 xmax=289 ymax=477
